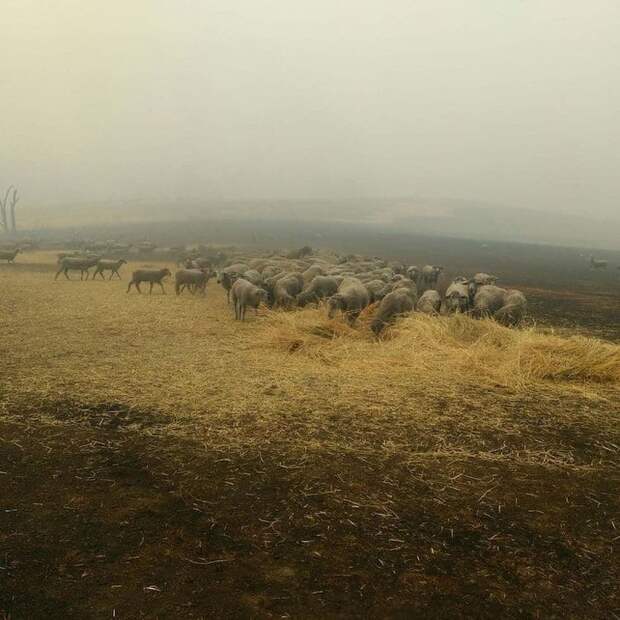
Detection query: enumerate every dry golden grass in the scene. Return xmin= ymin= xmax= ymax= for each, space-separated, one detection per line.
xmin=1 ymin=251 xmax=619 ymax=466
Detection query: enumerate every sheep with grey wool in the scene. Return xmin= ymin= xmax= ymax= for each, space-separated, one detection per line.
xmin=231 ymin=278 xmax=269 ymax=320
xmin=127 ymin=268 xmax=172 ymax=294
xmin=371 ymin=288 xmax=415 ymax=335
xmin=327 ymin=277 xmax=370 ymax=325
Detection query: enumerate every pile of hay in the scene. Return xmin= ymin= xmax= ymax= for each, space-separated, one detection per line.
xmin=262 ymin=308 xmax=620 ymax=389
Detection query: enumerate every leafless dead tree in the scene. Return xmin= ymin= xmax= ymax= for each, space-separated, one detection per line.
xmin=0 ymin=186 xmax=19 ymax=234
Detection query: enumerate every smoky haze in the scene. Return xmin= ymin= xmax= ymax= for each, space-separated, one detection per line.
xmin=2 ymin=1 xmax=620 ymax=228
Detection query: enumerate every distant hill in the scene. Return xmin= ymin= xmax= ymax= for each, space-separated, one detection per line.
xmin=19 ymin=196 xmax=620 ymax=251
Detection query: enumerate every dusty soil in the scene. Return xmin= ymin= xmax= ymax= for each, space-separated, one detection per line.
xmin=1 ymin=244 xmax=619 ymax=619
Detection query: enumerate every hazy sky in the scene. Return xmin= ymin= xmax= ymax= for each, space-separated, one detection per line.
xmin=2 ymin=1 xmax=619 ymax=218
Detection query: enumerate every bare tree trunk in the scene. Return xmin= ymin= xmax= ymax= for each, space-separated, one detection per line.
xmin=9 ymin=189 xmax=19 ymax=233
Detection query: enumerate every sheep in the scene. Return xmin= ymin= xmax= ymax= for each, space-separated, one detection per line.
xmin=419 ymin=265 xmax=444 ymax=292
xmin=127 ymin=268 xmax=172 ymax=294
xmin=494 ymin=290 xmax=527 ymax=326
xmin=444 ymin=278 xmax=471 ymax=314
xmin=261 ymin=265 xmax=283 ymax=279
xmin=0 ymin=248 xmax=20 ymax=263
xmin=301 ymin=264 xmax=325 ymax=284
xmin=467 ymin=272 xmax=498 ymax=300
xmin=406 ymin=265 xmax=420 ymax=284
xmin=231 ymin=278 xmax=269 ymax=320
xmin=370 ymin=288 xmax=415 ymax=335
xmin=54 ymin=255 xmax=101 ymax=280
xmin=92 ymin=259 xmax=127 ymax=280
xmin=174 ymin=269 xmax=209 ymax=295
xmin=472 ymin=285 xmax=527 ymax=325
xmin=390 ymin=278 xmax=418 ymax=300
xmin=364 ymin=279 xmax=391 ymax=303
xmin=416 ymin=290 xmax=441 ymax=314
xmin=327 ymin=277 xmax=370 ymax=325
xmin=273 ymin=273 xmax=304 ymax=309
xmin=296 ymin=275 xmax=340 ymax=307
xmin=242 ymin=269 xmax=264 ymax=287
xmin=216 ymin=263 xmax=249 ymax=303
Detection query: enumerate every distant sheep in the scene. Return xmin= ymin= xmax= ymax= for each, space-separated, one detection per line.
xmin=92 ymin=259 xmax=127 ymax=280
xmin=127 ymin=268 xmax=172 ymax=294
xmin=419 ymin=265 xmax=444 ymax=292
xmin=55 ymin=256 xmax=101 ymax=280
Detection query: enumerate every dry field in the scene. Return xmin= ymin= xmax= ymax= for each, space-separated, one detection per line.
xmin=1 ymin=251 xmax=619 ymax=618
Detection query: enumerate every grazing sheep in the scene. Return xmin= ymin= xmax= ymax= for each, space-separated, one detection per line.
xmin=444 ymin=278 xmax=471 ymax=314
xmin=390 ymin=278 xmax=418 ymax=300
xmin=242 ymin=269 xmax=264 ymax=287
xmin=472 ymin=285 xmax=527 ymax=325
xmin=494 ymin=290 xmax=527 ymax=326
xmin=388 ymin=261 xmax=406 ymax=275
xmin=301 ymin=264 xmax=325 ymax=284
xmin=406 ymin=265 xmax=420 ymax=284
xmin=419 ymin=265 xmax=444 ymax=292
xmin=371 ymin=288 xmax=415 ymax=335
xmin=54 ymin=256 xmax=101 ymax=280
xmin=127 ymin=268 xmax=172 ymax=294
xmin=92 ymin=259 xmax=127 ymax=280
xmin=231 ymin=278 xmax=269 ymax=320
xmin=273 ymin=274 xmax=304 ymax=309
xmin=175 ymin=269 xmax=209 ymax=295
xmin=261 ymin=265 xmax=283 ymax=279
xmin=296 ymin=275 xmax=340 ymax=307
xmin=468 ymin=272 xmax=498 ymax=300
xmin=416 ymin=290 xmax=442 ymax=314
xmin=327 ymin=277 xmax=370 ymax=325
xmin=0 ymin=248 xmax=20 ymax=263
xmin=364 ymin=279 xmax=392 ymax=303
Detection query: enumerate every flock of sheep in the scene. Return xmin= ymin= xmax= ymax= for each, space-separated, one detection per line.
xmin=211 ymin=254 xmax=528 ymax=333
xmin=48 ymin=249 xmax=528 ymax=333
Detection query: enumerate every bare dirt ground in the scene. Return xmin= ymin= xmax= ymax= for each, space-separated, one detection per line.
xmin=1 ymin=249 xmax=619 ymax=619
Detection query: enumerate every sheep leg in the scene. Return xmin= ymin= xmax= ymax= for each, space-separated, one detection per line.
xmin=159 ymin=282 xmax=166 ymax=294
xmin=54 ymin=268 xmax=62 ymax=280
xmin=63 ymin=269 xmax=71 ymax=280
xmin=149 ymin=282 xmax=154 ymax=295
xmin=240 ymin=303 xmax=245 ymax=321
xmin=135 ymin=282 xmax=142 ymax=294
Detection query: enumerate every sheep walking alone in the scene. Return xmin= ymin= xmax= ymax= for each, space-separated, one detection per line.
xmin=231 ymin=278 xmax=268 ymax=320
xmin=92 ymin=259 xmax=127 ymax=280
xmin=127 ymin=268 xmax=172 ymax=294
